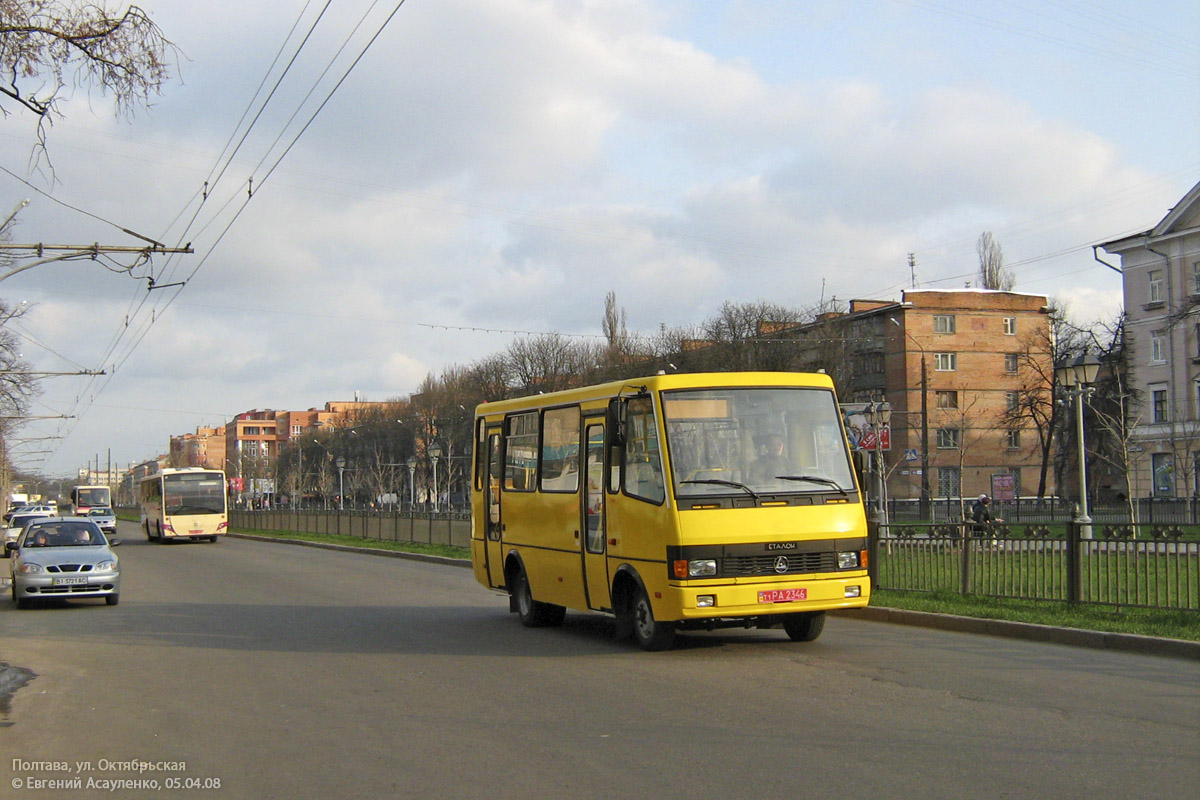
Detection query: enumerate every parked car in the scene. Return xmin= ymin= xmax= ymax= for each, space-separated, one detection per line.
xmin=3 ymin=510 xmax=56 ymax=557
xmin=86 ymin=507 xmax=117 ymax=535
xmin=7 ymin=517 xmax=121 ymax=608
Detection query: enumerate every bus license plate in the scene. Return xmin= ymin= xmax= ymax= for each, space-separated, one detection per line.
xmin=52 ymin=576 xmax=88 ymax=586
xmin=758 ymin=588 xmax=807 ymax=603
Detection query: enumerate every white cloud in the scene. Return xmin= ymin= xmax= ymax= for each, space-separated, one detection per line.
xmin=3 ymin=0 xmax=1196 ymax=474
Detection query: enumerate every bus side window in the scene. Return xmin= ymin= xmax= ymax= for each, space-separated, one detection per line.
xmin=623 ymin=396 xmax=665 ymax=504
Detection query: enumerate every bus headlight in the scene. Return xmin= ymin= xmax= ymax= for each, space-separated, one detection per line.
xmin=696 ymin=595 xmax=715 ymax=607
xmin=837 ymin=551 xmax=860 ymax=569
xmin=672 ymin=559 xmax=717 ymax=578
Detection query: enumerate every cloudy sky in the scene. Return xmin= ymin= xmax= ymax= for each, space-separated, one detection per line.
xmin=2 ymin=0 xmax=1198 ymax=478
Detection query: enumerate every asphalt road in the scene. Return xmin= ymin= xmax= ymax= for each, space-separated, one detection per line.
xmin=2 ymin=520 xmax=1197 ymax=800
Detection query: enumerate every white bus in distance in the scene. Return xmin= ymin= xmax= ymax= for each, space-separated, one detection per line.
xmin=139 ymin=468 xmax=229 ymax=542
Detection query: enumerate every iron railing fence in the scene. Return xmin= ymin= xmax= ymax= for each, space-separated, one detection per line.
xmin=871 ymin=522 xmax=1200 ymax=611
xmin=229 ymin=509 xmax=472 ymax=549
xmin=885 ymin=496 xmax=1200 ymax=526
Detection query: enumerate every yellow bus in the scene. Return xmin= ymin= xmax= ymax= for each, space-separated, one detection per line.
xmin=139 ymin=468 xmax=229 ymax=543
xmin=470 ymin=371 xmax=870 ymax=650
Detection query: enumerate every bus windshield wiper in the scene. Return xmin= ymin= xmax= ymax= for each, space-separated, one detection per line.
xmin=776 ymin=475 xmax=848 ymax=495
xmin=682 ymin=479 xmax=760 ymax=500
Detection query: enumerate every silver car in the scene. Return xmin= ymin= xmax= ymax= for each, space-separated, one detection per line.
xmin=7 ymin=517 xmax=121 ymax=608
xmin=86 ymin=506 xmax=118 ymax=535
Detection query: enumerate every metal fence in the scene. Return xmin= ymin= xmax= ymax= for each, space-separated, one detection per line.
xmin=871 ymin=521 xmax=1200 ymax=610
xmin=230 ymin=509 xmax=472 ymax=550
xmin=887 ymin=496 xmax=1200 ymax=525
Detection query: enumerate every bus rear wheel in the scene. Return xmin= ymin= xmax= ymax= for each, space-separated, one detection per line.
xmin=511 ymin=565 xmax=565 ymax=628
xmin=631 ymin=588 xmax=676 ymax=651
xmin=782 ymin=611 xmax=826 ymax=642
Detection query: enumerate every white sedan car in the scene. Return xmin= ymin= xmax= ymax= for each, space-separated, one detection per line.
xmin=3 ymin=510 xmax=55 ymax=557
xmin=7 ymin=517 xmax=121 ymax=609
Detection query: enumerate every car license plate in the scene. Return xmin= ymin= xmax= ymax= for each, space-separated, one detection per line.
xmin=758 ymin=588 xmax=807 ymax=603
xmin=52 ymin=576 xmax=89 ymax=586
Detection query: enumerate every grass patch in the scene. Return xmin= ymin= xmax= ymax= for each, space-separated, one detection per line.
xmin=873 ymin=589 xmax=1200 ymax=641
xmin=232 ymin=527 xmax=470 ymax=561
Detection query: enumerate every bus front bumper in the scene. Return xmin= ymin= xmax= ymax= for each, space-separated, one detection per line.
xmin=666 ymin=573 xmax=870 ymax=622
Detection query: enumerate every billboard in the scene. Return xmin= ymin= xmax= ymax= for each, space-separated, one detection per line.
xmin=841 ymin=403 xmax=891 ymax=452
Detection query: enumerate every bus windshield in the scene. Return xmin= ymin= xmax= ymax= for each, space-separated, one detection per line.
xmin=74 ymin=487 xmax=110 ymax=508
xmin=663 ymin=387 xmax=855 ymax=497
xmin=163 ymin=473 xmax=226 ymax=515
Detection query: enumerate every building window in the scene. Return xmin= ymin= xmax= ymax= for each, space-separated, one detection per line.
xmin=1192 ymin=261 xmax=1200 ymax=295
xmin=937 ymin=467 xmax=961 ymax=498
xmin=933 ymin=315 xmax=956 ymax=334
xmin=1003 ymin=317 xmax=1017 ymax=335
xmin=1151 ymin=331 xmax=1165 ymax=363
xmin=1004 ymin=353 xmax=1019 ymax=373
xmin=935 ymin=390 xmax=958 ymax=409
xmin=1152 ymin=389 xmax=1169 ymax=423
xmin=244 ymin=426 xmax=260 ymax=435
xmin=1152 ymin=452 xmax=1174 ymax=497
xmin=291 ymin=425 xmax=302 ymax=436
xmin=934 ymin=352 xmax=957 ymax=371
xmin=936 ymin=428 xmax=960 ymax=449
xmin=1006 ymin=391 xmax=1020 ymax=411
xmin=1005 ymin=429 xmax=1021 ymax=449
xmin=1149 ymin=269 xmax=1163 ymax=303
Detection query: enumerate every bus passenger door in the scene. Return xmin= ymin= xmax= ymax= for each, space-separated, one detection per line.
xmin=582 ymin=421 xmax=611 ymax=610
xmin=484 ymin=428 xmax=506 ymax=588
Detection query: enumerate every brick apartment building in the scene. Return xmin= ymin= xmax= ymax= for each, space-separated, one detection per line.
xmin=773 ymin=288 xmax=1055 ymax=503
xmin=169 ymin=400 xmax=398 ymax=484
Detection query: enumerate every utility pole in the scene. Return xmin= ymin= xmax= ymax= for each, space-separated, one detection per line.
xmin=0 ymin=242 xmax=194 ymax=284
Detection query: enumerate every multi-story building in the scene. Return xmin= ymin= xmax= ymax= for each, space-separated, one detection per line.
xmin=170 ymin=425 xmax=227 ymax=470
xmin=881 ymin=289 xmax=1053 ymax=503
xmin=773 ymin=288 xmax=1054 ymax=503
xmin=1101 ymin=179 xmax=1200 ymax=497
xmin=224 ymin=401 xmax=398 ymax=484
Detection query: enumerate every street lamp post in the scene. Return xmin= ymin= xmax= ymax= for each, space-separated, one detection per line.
xmin=1055 ymin=353 xmax=1101 ymax=539
xmin=335 ymin=456 xmax=346 ymax=512
xmin=865 ymin=401 xmax=892 ymax=529
xmin=890 ymin=317 xmax=930 ymax=517
xmin=406 ymin=458 xmax=416 ymax=510
xmin=429 ymin=443 xmax=442 ymax=513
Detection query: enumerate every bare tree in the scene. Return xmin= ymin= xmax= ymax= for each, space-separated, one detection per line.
xmin=977 ymin=231 xmax=1015 ymax=291
xmin=505 ymin=333 xmax=599 ymax=395
xmin=0 ymin=0 xmax=176 ymax=140
xmin=1084 ymin=332 xmax=1143 ymax=530
xmin=0 ymin=298 xmax=37 ymax=419
xmin=1000 ymin=303 xmax=1073 ymax=498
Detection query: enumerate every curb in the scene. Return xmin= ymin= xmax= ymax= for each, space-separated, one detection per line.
xmin=834 ymin=606 xmax=1200 ymax=661
xmin=230 ymin=532 xmax=1199 ymax=660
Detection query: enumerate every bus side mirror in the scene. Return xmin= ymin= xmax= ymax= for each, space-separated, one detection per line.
xmin=609 ymin=400 xmax=627 ymax=446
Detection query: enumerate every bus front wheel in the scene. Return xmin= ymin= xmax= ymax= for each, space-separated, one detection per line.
xmin=782 ymin=611 xmax=826 ymax=642
xmin=631 ymin=588 xmax=676 ymax=651
xmin=511 ymin=566 xmax=565 ymax=628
